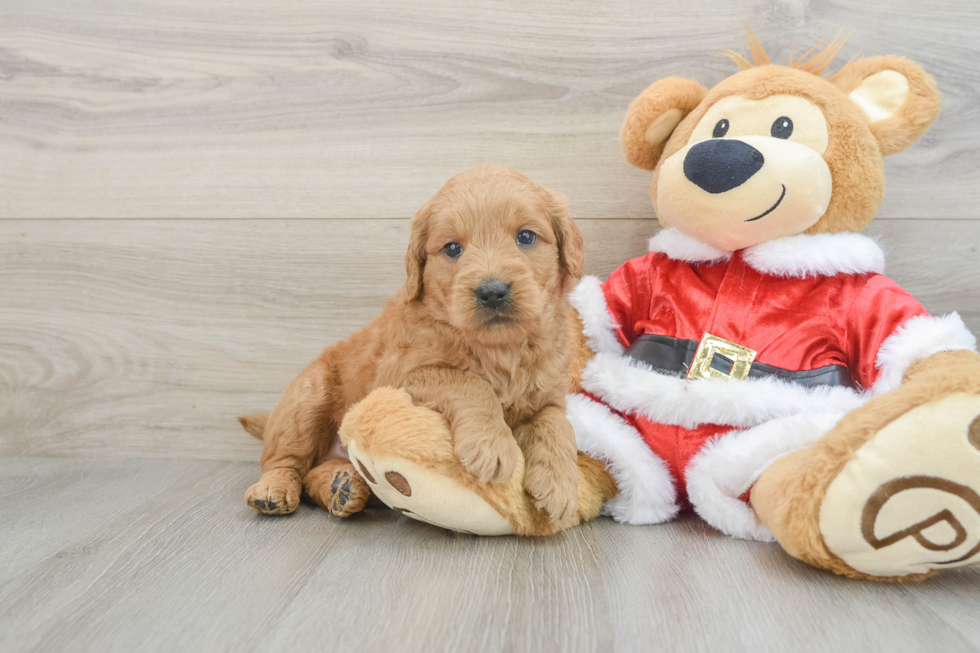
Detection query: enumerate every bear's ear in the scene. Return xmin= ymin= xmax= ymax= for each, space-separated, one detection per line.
xmin=621 ymin=77 xmax=708 ymax=170
xmin=833 ymin=55 xmax=941 ymax=156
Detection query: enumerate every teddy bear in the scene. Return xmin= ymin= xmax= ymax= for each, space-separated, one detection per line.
xmin=338 ymin=34 xmax=980 ymax=582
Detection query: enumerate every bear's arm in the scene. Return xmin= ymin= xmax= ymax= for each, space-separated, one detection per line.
xmin=843 ymin=274 xmax=942 ymax=393
xmin=572 ymin=253 xmax=664 ymax=357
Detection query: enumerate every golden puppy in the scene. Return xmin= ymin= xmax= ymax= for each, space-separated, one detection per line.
xmin=241 ymin=165 xmax=585 ymax=523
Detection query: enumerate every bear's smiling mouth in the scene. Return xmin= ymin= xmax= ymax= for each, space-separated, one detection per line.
xmin=745 ymin=184 xmax=786 ymax=222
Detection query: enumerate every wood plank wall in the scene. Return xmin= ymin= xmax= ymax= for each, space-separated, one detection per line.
xmin=1 ymin=0 xmax=978 ymax=460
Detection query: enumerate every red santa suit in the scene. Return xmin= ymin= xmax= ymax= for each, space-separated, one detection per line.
xmin=567 ymin=228 xmax=976 ymax=541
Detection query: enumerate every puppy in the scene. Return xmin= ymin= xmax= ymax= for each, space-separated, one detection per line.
xmin=242 ymin=165 xmax=585 ymax=523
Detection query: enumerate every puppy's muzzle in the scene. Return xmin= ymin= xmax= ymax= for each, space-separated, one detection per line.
xmin=475 ymin=280 xmax=511 ymax=311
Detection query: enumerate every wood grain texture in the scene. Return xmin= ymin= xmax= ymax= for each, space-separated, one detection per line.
xmin=2 ymin=2 xmax=978 ymax=650
xmin=1 ymin=0 xmax=978 ymax=219
xmin=0 ymin=458 xmax=977 ymax=653
xmin=0 ymin=458 xmax=227 ymax=586
xmin=1 ymin=217 xmax=978 ymax=461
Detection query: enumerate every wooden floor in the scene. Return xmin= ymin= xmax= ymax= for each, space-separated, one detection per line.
xmin=1 ymin=458 xmax=979 ymax=653
xmin=2 ymin=0 xmax=980 ymax=651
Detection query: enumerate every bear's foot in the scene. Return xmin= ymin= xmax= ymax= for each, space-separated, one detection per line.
xmin=339 ymin=386 xmax=614 ymax=536
xmin=345 ymin=439 xmax=516 ymax=535
xmin=339 ymin=387 xmax=522 ymax=535
xmin=819 ymin=393 xmax=980 ymax=578
xmin=753 ymin=363 xmax=980 ymax=581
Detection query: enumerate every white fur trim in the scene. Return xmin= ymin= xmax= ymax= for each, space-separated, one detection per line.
xmin=686 ymin=412 xmax=846 ymax=542
xmin=581 ymin=351 xmax=867 ymax=430
xmin=648 ymin=228 xmax=885 ymax=279
xmin=648 ymin=229 xmax=730 ymax=263
xmin=873 ymin=312 xmax=977 ymax=394
xmin=743 ymin=232 xmax=885 ymax=279
xmin=569 ymin=276 xmax=624 ymax=356
xmin=567 ymin=394 xmax=679 ymax=525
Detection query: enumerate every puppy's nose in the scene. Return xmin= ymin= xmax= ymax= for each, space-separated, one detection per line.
xmin=475 ymin=280 xmax=511 ymax=310
xmin=683 ymin=139 xmax=764 ymax=194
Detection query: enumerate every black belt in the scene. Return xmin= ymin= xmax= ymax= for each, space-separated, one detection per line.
xmin=624 ymin=334 xmax=854 ymax=389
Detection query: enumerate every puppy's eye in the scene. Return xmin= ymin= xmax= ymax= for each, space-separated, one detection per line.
xmin=771 ymin=116 xmax=793 ymax=139
xmin=516 ymin=230 xmax=537 ymax=247
xmin=712 ymin=119 xmax=729 ymax=138
xmin=443 ymin=242 xmax=463 ymax=259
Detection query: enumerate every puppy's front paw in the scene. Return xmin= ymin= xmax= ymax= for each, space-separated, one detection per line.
xmin=453 ymin=422 xmax=520 ymax=484
xmin=245 ymin=468 xmax=302 ymax=515
xmin=524 ymin=460 xmax=579 ymax=523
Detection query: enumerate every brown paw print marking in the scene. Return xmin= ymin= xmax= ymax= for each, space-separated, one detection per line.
xmin=356 ymin=460 xmax=376 ymax=484
xmin=862 ymin=475 xmax=980 ymax=564
xmin=970 ymin=415 xmax=980 ymax=451
xmin=385 ymin=471 xmax=411 ymax=496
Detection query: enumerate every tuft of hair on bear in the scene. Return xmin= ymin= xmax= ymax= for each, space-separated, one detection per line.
xmin=620 ymin=31 xmax=940 ymax=250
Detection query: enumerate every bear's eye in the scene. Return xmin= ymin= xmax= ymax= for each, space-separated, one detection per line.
xmin=443 ymin=242 xmax=463 ymax=259
xmin=712 ymin=119 xmax=730 ymax=138
xmin=771 ymin=116 xmax=794 ymax=139
xmin=516 ymin=230 xmax=537 ymax=247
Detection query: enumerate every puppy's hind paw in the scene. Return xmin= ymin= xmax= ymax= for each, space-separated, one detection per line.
xmin=245 ymin=468 xmax=302 ymax=515
xmin=304 ymin=459 xmax=371 ymax=518
xmin=325 ymin=468 xmax=371 ymax=518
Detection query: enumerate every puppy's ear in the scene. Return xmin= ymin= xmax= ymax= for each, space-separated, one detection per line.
xmin=404 ymin=200 xmax=432 ymax=301
xmin=621 ymin=77 xmax=708 ymax=170
xmin=833 ymin=56 xmax=940 ymax=156
xmin=547 ymin=192 xmax=585 ymax=289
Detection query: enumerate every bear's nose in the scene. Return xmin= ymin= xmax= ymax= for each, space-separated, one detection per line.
xmin=475 ymin=280 xmax=511 ymax=310
xmin=683 ymin=139 xmax=764 ymax=194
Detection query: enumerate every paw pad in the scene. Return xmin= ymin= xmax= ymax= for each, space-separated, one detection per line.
xmin=332 ymin=472 xmax=353 ymax=507
xmin=252 ymin=498 xmax=279 ymax=512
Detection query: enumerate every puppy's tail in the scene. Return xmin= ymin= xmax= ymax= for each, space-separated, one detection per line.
xmin=238 ymin=414 xmax=270 ymax=440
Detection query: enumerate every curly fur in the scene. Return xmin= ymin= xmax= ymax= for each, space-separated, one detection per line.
xmin=241 ymin=165 xmax=587 ymax=524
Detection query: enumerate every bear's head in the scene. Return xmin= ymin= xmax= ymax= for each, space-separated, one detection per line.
xmin=621 ymin=35 xmax=941 ymax=251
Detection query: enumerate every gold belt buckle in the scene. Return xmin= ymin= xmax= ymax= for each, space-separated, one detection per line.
xmin=687 ymin=333 xmax=757 ymax=382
